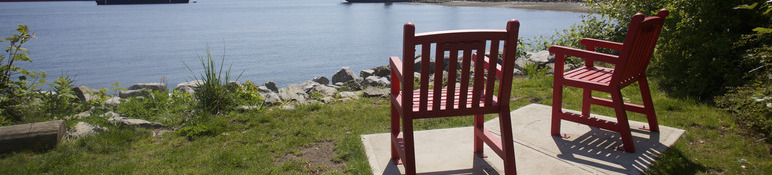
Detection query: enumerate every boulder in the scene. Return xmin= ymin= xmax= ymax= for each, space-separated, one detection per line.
xmin=236 ymin=105 xmax=261 ymax=111
xmin=360 ymin=69 xmax=374 ymax=79
xmin=265 ymin=81 xmax=279 ymax=92
xmin=413 ymin=56 xmax=436 ymax=74
xmin=529 ymin=50 xmax=554 ymax=63
xmin=307 ymin=84 xmax=338 ymax=97
xmin=332 ymin=67 xmax=358 ymax=84
xmin=68 ymin=122 xmax=106 ymax=139
xmin=372 ymin=65 xmax=391 ymax=78
xmin=104 ymin=96 xmax=121 ymax=106
xmin=338 ymin=91 xmax=362 ymax=100
xmin=107 ymin=113 xmax=164 ymax=129
xmin=175 ymin=80 xmax=202 ymax=94
xmin=363 ymin=87 xmax=389 ymax=98
xmin=301 ymin=81 xmax=321 ymax=92
xmin=319 ymin=97 xmax=334 ymax=103
xmin=340 ymin=80 xmax=363 ymax=91
xmin=67 ymin=111 xmax=91 ymax=120
xmin=128 ymin=83 xmax=167 ymax=92
xmin=313 ymin=76 xmax=330 ymax=85
xmin=119 ymin=89 xmax=151 ymax=99
xmin=261 ymin=92 xmax=281 ymax=105
xmin=257 ymin=86 xmax=272 ymax=93
xmin=278 ymin=84 xmax=308 ymax=103
xmin=363 ymin=76 xmax=390 ymax=87
xmin=72 ymin=86 xmax=100 ymax=103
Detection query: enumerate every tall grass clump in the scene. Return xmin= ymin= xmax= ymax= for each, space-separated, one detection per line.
xmin=185 ymin=47 xmax=242 ymax=114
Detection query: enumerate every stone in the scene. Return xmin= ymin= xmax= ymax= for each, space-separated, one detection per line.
xmin=68 ymin=122 xmax=106 ymax=139
xmin=360 ymin=69 xmax=375 ymax=79
xmin=261 ymin=92 xmax=281 ymax=105
xmin=341 ymin=80 xmax=363 ymax=91
xmin=363 ymin=76 xmax=390 ymax=87
xmin=175 ymin=80 xmax=202 ymax=94
xmin=107 ymin=113 xmax=164 ymax=129
xmin=301 ymin=81 xmax=321 ymax=92
xmin=413 ymin=56 xmax=436 ymax=74
xmin=67 ymin=111 xmax=91 ymax=120
xmin=236 ymin=105 xmax=261 ymax=111
xmin=104 ymin=96 xmax=121 ymax=106
xmin=313 ymin=76 xmax=330 ymax=85
xmin=72 ymin=86 xmax=100 ymax=103
xmin=278 ymin=84 xmax=308 ymax=103
xmin=265 ymin=81 xmax=279 ymax=92
xmin=281 ymin=104 xmax=296 ymax=110
xmin=128 ymin=83 xmax=167 ymax=92
xmin=119 ymin=89 xmax=151 ymax=99
xmin=372 ymin=65 xmax=391 ymax=78
xmin=308 ymin=84 xmax=338 ymax=97
xmin=103 ymin=111 xmax=121 ymax=118
xmin=332 ymin=67 xmax=358 ymax=84
xmin=257 ymin=86 xmax=271 ymax=93
xmin=529 ymin=50 xmax=554 ymax=63
xmin=338 ymin=91 xmax=362 ymax=100
xmin=319 ymin=97 xmax=334 ymax=103
xmin=363 ymin=87 xmax=389 ymax=98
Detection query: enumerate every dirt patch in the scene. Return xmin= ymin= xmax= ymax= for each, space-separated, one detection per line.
xmin=280 ymin=141 xmax=344 ymax=173
xmin=420 ymin=1 xmax=594 ymax=13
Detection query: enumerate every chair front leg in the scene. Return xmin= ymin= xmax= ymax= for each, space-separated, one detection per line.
xmin=551 ymin=80 xmax=564 ymax=136
xmin=402 ymin=118 xmax=417 ymax=175
xmin=498 ymin=110 xmax=517 ymax=175
xmin=473 ymin=114 xmax=484 ymax=156
xmin=581 ymin=89 xmax=592 ymax=117
xmin=390 ymin=105 xmax=401 ymax=163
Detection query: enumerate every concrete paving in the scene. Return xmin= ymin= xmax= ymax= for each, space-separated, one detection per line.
xmin=361 ymin=104 xmax=686 ymax=175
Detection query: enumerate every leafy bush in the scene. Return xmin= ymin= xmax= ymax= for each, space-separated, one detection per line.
xmin=715 ymin=80 xmax=771 ymax=137
xmin=41 ymin=76 xmax=83 ymax=119
xmin=116 ymin=90 xmax=192 ymax=126
xmin=235 ymin=80 xmax=264 ymax=107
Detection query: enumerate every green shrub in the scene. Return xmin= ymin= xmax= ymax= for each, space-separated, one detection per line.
xmin=235 ymin=80 xmax=264 ymax=107
xmin=715 ymin=80 xmax=771 ymax=137
xmin=41 ymin=76 xmax=83 ymax=119
xmin=186 ymin=47 xmax=242 ymax=114
xmin=116 ymin=89 xmax=192 ymax=126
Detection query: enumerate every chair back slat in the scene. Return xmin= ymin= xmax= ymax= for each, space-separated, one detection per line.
xmin=614 ymin=10 xmax=668 ymax=86
xmin=401 ymin=20 xmax=519 ymax=115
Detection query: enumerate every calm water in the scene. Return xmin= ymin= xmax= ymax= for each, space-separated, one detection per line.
xmin=0 ymin=0 xmax=584 ymax=89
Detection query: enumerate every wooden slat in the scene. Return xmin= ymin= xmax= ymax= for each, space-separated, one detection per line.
xmin=419 ymin=43 xmax=431 ymax=112
xmin=446 ymin=48 xmax=459 ymax=110
xmin=472 ymin=47 xmax=486 ymax=108
xmin=433 ymin=45 xmax=445 ymax=112
xmin=484 ymin=40 xmax=500 ymax=108
xmin=459 ymin=48 xmax=472 ymax=109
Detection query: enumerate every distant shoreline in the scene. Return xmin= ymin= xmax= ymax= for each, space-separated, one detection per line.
xmin=415 ymin=1 xmax=593 ymax=13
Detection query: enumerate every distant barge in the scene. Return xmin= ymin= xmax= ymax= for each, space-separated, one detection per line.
xmin=95 ymin=0 xmax=188 ymax=5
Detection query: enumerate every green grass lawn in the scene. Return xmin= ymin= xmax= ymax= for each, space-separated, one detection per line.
xmin=0 ymin=76 xmax=769 ymax=174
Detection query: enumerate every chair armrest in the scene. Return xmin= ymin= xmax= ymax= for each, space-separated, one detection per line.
xmin=389 ymin=56 xmax=403 ymax=83
xmin=549 ymin=45 xmax=619 ymax=64
xmin=580 ymin=38 xmax=623 ymax=51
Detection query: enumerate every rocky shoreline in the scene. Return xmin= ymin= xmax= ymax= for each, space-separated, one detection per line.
xmin=416 ymin=0 xmax=593 ymax=13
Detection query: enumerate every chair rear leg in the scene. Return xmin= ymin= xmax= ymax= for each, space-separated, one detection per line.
xmin=611 ymin=90 xmax=635 ymax=152
xmin=498 ymin=110 xmax=517 ymax=175
xmin=473 ymin=114 xmax=484 ymax=156
xmin=551 ymin=81 xmax=564 ymax=136
xmin=402 ymin=118 xmax=417 ymax=175
xmin=390 ymin=105 xmax=401 ymax=163
xmin=639 ymin=79 xmax=659 ymax=131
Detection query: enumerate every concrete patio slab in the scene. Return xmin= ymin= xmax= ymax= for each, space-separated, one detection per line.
xmin=361 ymin=104 xmax=686 ymax=174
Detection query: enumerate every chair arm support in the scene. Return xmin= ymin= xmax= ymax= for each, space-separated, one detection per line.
xmin=389 ymin=56 xmax=404 ymax=83
xmin=549 ymin=45 xmax=620 ymax=64
xmin=476 ymin=54 xmax=503 ymax=79
xmin=581 ymin=38 xmax=623 ymax=51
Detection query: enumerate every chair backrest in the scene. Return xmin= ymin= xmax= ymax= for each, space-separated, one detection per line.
xmin=613 ymin=9 xmax=668 ymax=86
xmin=401 ymin=20 xmax=519 ymax=116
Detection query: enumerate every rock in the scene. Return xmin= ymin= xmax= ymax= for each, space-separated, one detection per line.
xmin=67 ymin=111 xmax=91 ymax=120
xmin=72 ymin=86 xmax=100 ymax=103
xmin=363 ymin=87 xmax=389 ymax=98
xmin=278 ymin=84 xmax=308 ymax=103
xmin=68 ymin=122 xmax=106 ymax=139
xmin=313 ymin=76 xmax=330 ymax=85
xmin=107 ymin=113 xmax=164 ymax=129
xmin=515 ymin=57 xmax=537 ymax=70
xmin=301 ymin=81 xmax=321 ymax=92
xmin=236 ymin=105 xmax=260 ymax=111
xmin=338 ymin=91 xmax=362 ymax=100
xmin=128 ymin=83 xmax=167 ymax=92
xmin=363 ymin=76 xmax=390 ymax=87
xmin=119 ymin=89 xmax=151 ymax=99
xmin=104 ymin=96 xmax=121 ymax=106
xmin=265 ymin=81 xmax=279 ymax=92
xmin=261 ymin=92 xmax=281 ymax=105
xmin=372 ymin=65 xmax=391 ymax=78
xmin=413 ymin=56 xmax=436 ymax=74
xmin=257 ymin=86 xmax=271 ymax=93
xmin=360 ymin=69 xmax=374 ymax=79
xmin=319 ymin=97 xmax=334 ymax=103
xmin=332 ymin=67 xmax=358 ymax=84
xmin=341 ymin=80 xmax=363 ymax=91
xmin=307 ymin=84 xmax=338 ymax=97
xmin=103 ymin=111 xmax=121 ymax=118
xmin=529 ymin=50 xmax=554 ymax=63
xmin=175 ymin=80 xmax=202 ymax=94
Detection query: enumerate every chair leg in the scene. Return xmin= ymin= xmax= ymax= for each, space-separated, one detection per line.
xmin=473 ymin=114 xmax=484 ymax=156
xmin=402 ymin=118 xmax=417 ymax=175
xmin=498 ymin=110 xmax=517 ymax=175
xmin=581 ymin=89 xmax=592 ymax=117
xmin=611 ymin=90 xmax=635 ymax=152
xmin=639 ymin=79 xmax=659 ymax=132
xmin=390 ymin=105 xmax=401 ymax=163
xmin=551 ymin=81 xmax=564 ymax=136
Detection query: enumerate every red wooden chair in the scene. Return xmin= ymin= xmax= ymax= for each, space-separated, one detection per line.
xmin=389 ymin=20 xmax=520 ymax=175
xmin=550 ymin=9 xmax=668 ymax=153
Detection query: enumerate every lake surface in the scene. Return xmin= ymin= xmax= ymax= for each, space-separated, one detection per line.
xmin=0 ymin=0 xmax=585 ymax=89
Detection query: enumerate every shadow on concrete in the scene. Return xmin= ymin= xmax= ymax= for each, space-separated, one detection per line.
xmin=552 ymin=127 xmax=666 ymax=174
xmin=381 ymin=153 xmax=499 ymax=175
